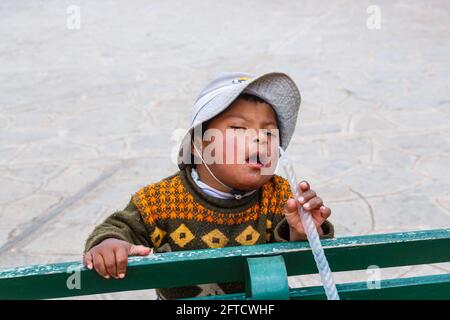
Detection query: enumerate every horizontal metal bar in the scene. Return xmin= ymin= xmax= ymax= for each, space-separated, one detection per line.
xmin=190 ymin=273 xmax=450 ymax=300
xmin=0 ymin=228 xmax=448 ymax=299
xmin=290 ymin=273 xmax=450 ymax=300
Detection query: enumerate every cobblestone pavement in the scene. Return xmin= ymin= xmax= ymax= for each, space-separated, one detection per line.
xmin=1 ymin=0 xmax=449 ymax=299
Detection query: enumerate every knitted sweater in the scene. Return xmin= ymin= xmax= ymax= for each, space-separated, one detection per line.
xmin=84 ymin=165 xmax=334 ymax=299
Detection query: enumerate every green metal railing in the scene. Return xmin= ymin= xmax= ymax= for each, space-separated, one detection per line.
xmin=1 ymin=228 xmax=449 ymax=300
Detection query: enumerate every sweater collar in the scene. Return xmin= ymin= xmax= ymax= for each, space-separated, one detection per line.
xmin=179 ymin=165 xmax=260 ymax=212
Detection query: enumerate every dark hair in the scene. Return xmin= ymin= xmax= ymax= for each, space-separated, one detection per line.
xmin=237 ymin=93 xmax=270 ymax=105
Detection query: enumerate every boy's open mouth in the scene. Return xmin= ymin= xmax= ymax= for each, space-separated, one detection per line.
xmin=245 ymin=152 xmax=271 ymax=169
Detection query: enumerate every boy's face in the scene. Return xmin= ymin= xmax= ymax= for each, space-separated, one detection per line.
xmin=193 ymin=97 xmax=280 ymax=191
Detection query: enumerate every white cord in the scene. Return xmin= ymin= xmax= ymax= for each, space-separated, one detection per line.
xmin=279 ymin=146 xmax=340 ymax=300
xmin=192 ymin=141 xmax=245 ymax=199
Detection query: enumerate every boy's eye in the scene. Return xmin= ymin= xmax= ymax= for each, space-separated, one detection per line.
xmin=230 ymin=126 xmax=246 ymax=130
xmin=265 ymin=130 xmax=278 ymax=138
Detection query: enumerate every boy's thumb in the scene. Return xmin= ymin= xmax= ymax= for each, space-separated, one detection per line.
xmin=284 ymin=198 xmax=298 ymax=218
xmin=129 ymin=245 xmax=151 ymax=256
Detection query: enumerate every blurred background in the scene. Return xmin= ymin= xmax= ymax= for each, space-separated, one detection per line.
xmin=1 ymin=0 xmax=449 ymax=299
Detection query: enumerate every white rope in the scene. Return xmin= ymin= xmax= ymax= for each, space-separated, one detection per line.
xmin=279 ymin=146 xmax=340 ymax=300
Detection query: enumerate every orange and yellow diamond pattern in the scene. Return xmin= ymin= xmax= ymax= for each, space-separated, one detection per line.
xmin=201 ymin=228 xmax=229 ymax=248
xmin=151 ymin=227 xmax=167 ymax=248
xmin=170 ymin=223 xmax=195 ymax=248
xmin=235 ymin=225 xmax=260 ymax=245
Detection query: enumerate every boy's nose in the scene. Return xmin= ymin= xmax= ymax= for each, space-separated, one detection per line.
xmin=250 ymin=135 xmax=263 ymax=146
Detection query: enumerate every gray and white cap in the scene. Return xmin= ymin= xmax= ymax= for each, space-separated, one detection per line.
xmin=177 ymin=71 xmax=301 ymax=169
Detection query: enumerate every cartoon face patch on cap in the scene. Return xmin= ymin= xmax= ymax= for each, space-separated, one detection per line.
xmin=231 ymin=77 xmax=252 ymax=84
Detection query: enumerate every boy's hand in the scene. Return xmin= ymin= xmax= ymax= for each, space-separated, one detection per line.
xmin=283 ymin=181 xmax=332 ymax=241
xmin=83 ymin=238 xmax=151 ymax=279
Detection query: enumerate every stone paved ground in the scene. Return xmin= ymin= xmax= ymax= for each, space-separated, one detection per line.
xmin=1 ymin=0 xmax=449 ymax=299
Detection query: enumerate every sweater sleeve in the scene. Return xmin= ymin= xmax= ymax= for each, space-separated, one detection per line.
xmin=84 ymin=197 xmax=152 ymax=253
xmin=273 ymin=217 xmax=335 ymax=242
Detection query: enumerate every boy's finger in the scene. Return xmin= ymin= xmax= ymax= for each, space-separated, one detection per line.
xmin=115 ymin=247 xmax=128 ymax=279
xmin=284 ymin=198 xmax=306 ymax=235
xmin=102 ymin=250 xmax=118 ymax=279
xmin=298 ymin=181 xmax=310 ymax=193
xmin=93 ymin=253 xmax=109 ymax=279
xmin=320 ymin=206 xmax=331 ymax=219
xmin=83 ymin=252 xmax=93 ymax=270
xmin=310 ymin=206 xmax=331 ymax=229
xmin=297 ymin=190 xmax=316 ymax=204
xmin=303 ymin=197 xmax=323 ymax=211
xmin=129 ymin=245 xmax=151 ymax=256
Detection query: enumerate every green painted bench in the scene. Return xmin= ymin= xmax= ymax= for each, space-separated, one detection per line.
xmin=0 ymin=228 xmax=449 ymax=300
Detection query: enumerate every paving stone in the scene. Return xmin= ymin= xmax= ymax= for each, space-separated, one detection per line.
xmin=370 ymin=194 xmax=450 ymax=232
xmin=414 ymin=155 xmax=450 ymax=182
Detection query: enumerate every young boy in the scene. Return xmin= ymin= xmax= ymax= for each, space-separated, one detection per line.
xmin=83 ymin=72 xmax=334 ymax=299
